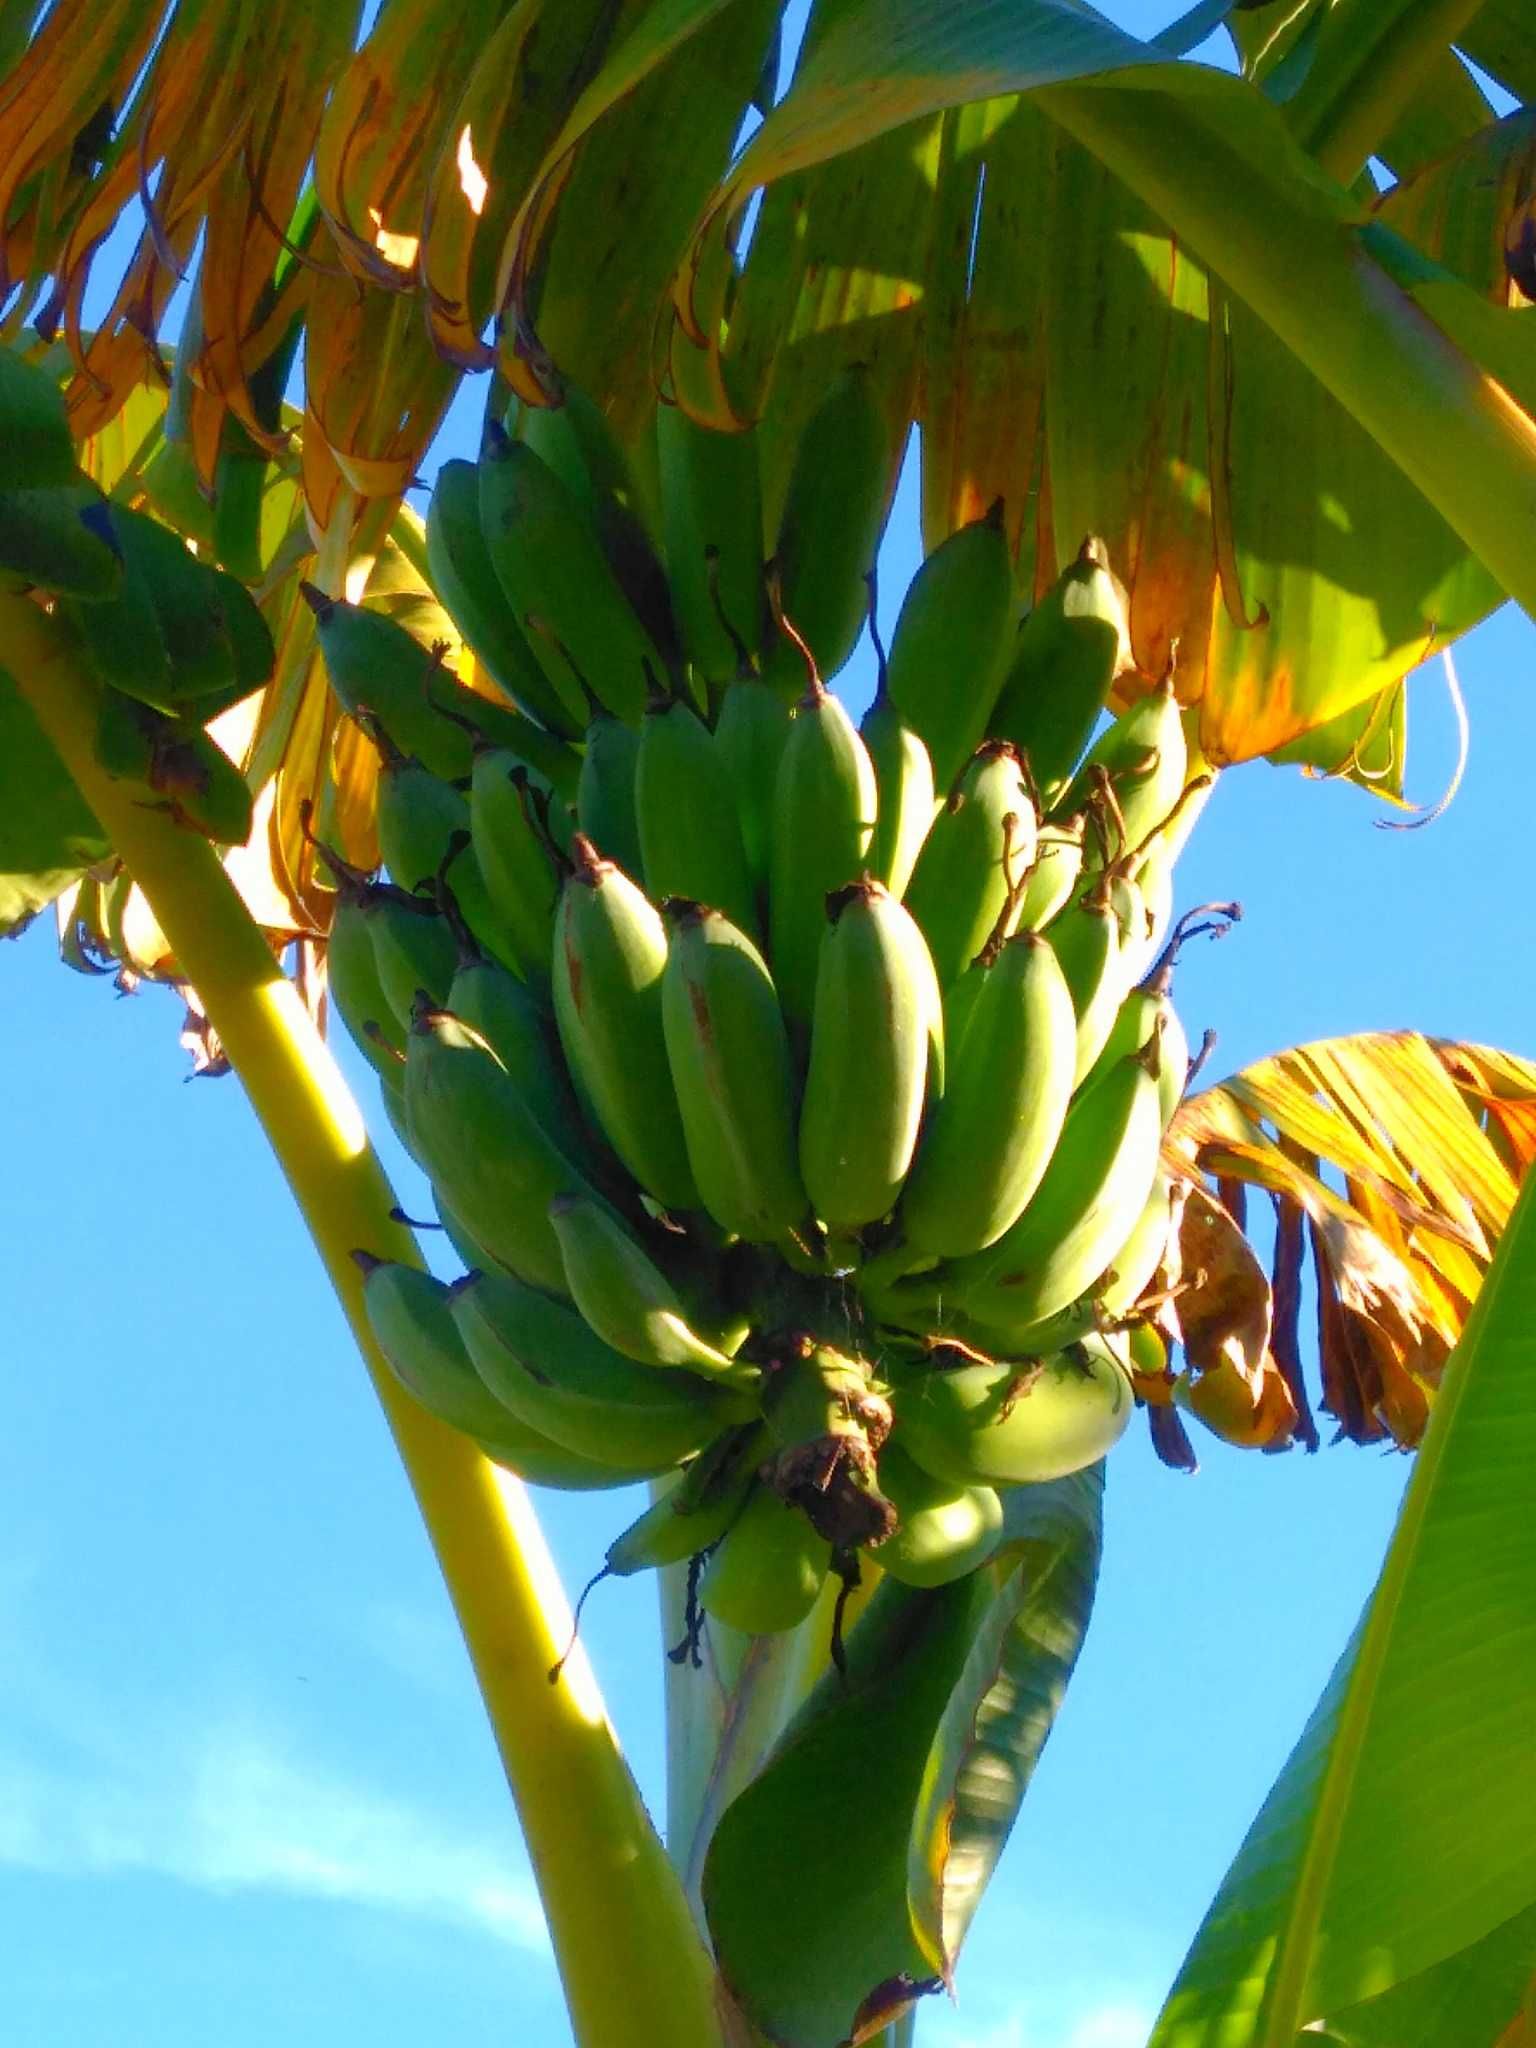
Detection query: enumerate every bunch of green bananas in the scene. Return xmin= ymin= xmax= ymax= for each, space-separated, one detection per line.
xmin=329 ymin=370 xmax=1231 ymax=1636
xmin=0 ymin=349 xmax=275 ymax=845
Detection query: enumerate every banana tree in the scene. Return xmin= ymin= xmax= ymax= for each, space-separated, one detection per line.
xmin=5 ymin=1 xmax=1536 ymax=2043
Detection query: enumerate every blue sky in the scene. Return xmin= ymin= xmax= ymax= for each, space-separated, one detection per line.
xmin=4 ymin=6 xmax=1536 ymax=2046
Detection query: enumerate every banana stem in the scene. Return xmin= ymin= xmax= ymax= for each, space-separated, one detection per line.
xmin=7 ymin=593 xmax=725 ymax=2048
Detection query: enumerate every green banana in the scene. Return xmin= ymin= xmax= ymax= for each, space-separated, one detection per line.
xmin=860 ymin=676 xmax=937 ymax=903
xmin=604 ymin=1425 xmax=768 ymax=1575
xmin=356 ymin=1256 xmax=649 ymax=1490
xmin=990 ymin=537 xmax=1130 ymax=801
xmin=510 ymin=385 xmax=645 ymax=523
xmin=426 ymin=457 xmax=582 ymax=738
xmin=698 ymin=1483 xmax=831 ymax=1635
xmin=0 ymin=346 xmax=77 ymax=489
xmin=898 ymin=929 xmax=1077 ymax=1260
xmin=1099 ymin=1171 xmax=1176 ymax=1319
xmin=576 ymin=712 xmax=645 ymax=880
xmin=1045 ymin=882 xmax=1130 ymax=1089
xmin=1016 ymin=815 xmax=1086 ymax=932
xmin=63 ymin=503 xmax=272 ymax=720
xmin=0 ymin=474 xmax=121 ymax=599
xmin=903 ymin=740 xmax=1037 ymax=990
xmin=474 ymin=1430 xmax=668 ymax=1492
xmin=308 ymin=586 xmax=475 ymax=781
xmin=552 ymin=836 xmax=698 ymax=1211
xmin=660 ymin=899 xmax=807 ymax=1245
xmin=869 ymin=1441 xmax=1004 ymax=1587
xmin=449 ymin=1267 xmax=734 ymax=1470
xmin=891 ymin=1335 xmax=1135 ymax=1489
xmin=467 ymin=745 xmax=565 ymax=984
xmin=358 ymin=1253 xmax=536 ymax=1439
xmin=1059 ymin=674 xmax=1188 ymax=860
xmin=326 ymin=878 xmax=406 ymax=1086
xmin=636 ymin=696 xmax=759 ymax=939
xmin=510 ymin=388 xmax=677 ymax=667
xmin=963 ymin=1172 xmax=1178 ymax=1359
xmin=547 ymin=1191 xmax=755 ymax=1384
xmin=478 ymin=426 xmax=661 ymax=726
xmin=940 ymin=1050 xmax=1167 ymax=1335
xmin=767 ymin=672 xmax=879 ymax=1030
xmin=656 ymin=403 xmax=767 ymax=699
xmin=446 ymin=947 xmax=609 ymax=1180
xmin=1123 ymin=773 xmax=1218 ymax=977
xmin=372 ymin=746 xmax=512 ymax=976
xmin=799 ymin=880 xmax=943 ymax=1234
xmin=884 ymin=502 xmax=1015 ymax=791
xmin=1086 ymin=965 xmax=1191 ymax=1128
xmin=366 ymin=883 xmax=459 ymax=1025
xmin=766 ymin=365 xmax=891 ymax=689
xmin=714 ymin=673 xmax=792 ymax=900
xmin=404 ymin=1004 xmax=586 ymax=1296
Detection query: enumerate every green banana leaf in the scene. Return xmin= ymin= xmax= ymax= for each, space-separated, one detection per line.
xmin=1147 ymin=1161 xmax=1536 ymax=2045
xmin=908 ymin=1465 xmax=1104 ymax=1977
xmin=1303 ymin=1899 xmax=1536 ymax=2048
xmin=1462 ymin=1 xmax=1536 ymax=110
xmin=0 ymin=670 xmax=110 ymax=934
xmin=703 ymin=1467 xmax=1103 ymax=2047
xmin=673 ymin=0 xmax=1536 ymax=705
xmin=510 ymin=0 xmax=780 ymax=439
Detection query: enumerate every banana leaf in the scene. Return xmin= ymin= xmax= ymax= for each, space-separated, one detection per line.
xmin=702 ymin=1467 xmax=1103 ymax=2047
xmin=1148 ymin=1149 xmax=1536 ymax=2043
xmin=1171 ymin=1032 xmax=1536 ymax=1452
xmin=669 ymin=0 xmax=1536 ymax=735
xmin=0 ymin=667 xmax=110 ymax=933
xmin=1304 ymin=1899 xmax=1536 ymax=2048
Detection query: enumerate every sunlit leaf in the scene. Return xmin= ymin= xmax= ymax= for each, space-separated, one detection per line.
xmin=0 ymin=662 xmax=110 ymax=932
xmin=1173 ymin=1033 xmax=1536 ymax=1449
xmin=1150 ymin=1160 xmax=1536 ymax=2043
xmin=704 ymin=1468 xmax=1102 ymax=2046
xmin=907 ymin=1465 xmax=1103 ymax=1976
xmin=1306 ymin=1898 xmax=1536 ymax=2047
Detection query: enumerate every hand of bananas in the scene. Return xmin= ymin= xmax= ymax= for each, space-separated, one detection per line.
xmin=333 ymin=369 xmax=1231 ymax=1637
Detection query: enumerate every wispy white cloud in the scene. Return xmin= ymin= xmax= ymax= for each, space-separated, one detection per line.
xmin=924 ymin=1994 xmax=1156 ymax=2048
xmin=0 ymin=1577 xmax=549 ymax=1952
xmin=0 ymin=1721 xmax=550 ymax=1950
xmin=348 ymin=1598 xmax=474 ymax=1710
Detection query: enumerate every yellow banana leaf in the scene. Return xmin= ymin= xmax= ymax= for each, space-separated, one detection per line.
xmin=1169 ymin=1032 xmax=1536 ymax=1454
